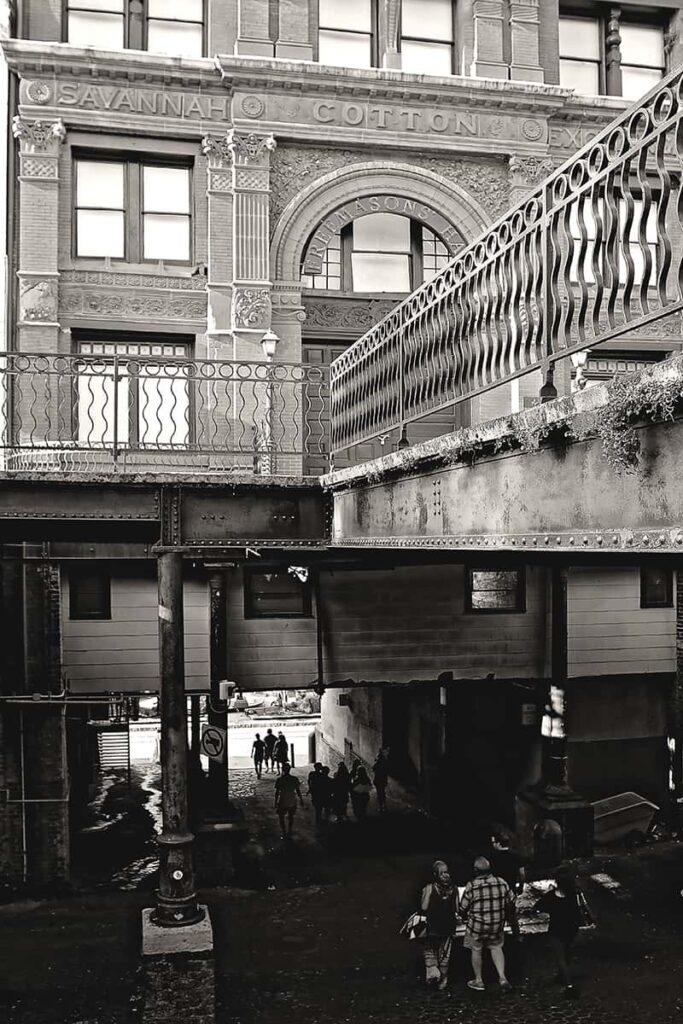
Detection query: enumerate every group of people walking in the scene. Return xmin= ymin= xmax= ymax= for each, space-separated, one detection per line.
xmin=251 ymin=729 xmax=289 ymax=778
xmin=416 ymin=838 xmax=585 ymax=997
xmin=251 ymin=737 xmax=391 ymax=839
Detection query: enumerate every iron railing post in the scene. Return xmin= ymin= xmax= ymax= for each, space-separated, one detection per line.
xmin=540 ymin=181 xmax=558 ymax=403
xmin=112 ymin=353 xmax=119 ymax=462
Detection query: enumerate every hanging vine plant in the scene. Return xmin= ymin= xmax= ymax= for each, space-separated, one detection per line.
xmin=596 ymin=362 xmax=683 ymax=473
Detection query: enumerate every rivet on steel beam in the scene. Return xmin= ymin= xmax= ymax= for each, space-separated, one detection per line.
xmin=556 ymin=537 xmax=561 ymax=544
xmin=613 ymin=535 xmax=619 ymax=544
xmin=544 ymin=537 xmax=549 ymax=545
xmin=658 ymin=536 xmax=665 ymax=546
xmin=583 ymin=536 xmax=588 ymax=544
xmin=643 ymin=535 xmax=649 ymax=544
xmin=597 ymin=536 xmax=603 ymax=545
xmin=532 ymin=537 xmax=538 ymax=545
xmin=569 ymin=536 xmax=575 ymax=545
xmin=522 ymin=537 xmax=527 ymax=545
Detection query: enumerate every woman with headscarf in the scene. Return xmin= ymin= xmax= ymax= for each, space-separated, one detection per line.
xmin=420 ymin=860 xmax=459 ymax=991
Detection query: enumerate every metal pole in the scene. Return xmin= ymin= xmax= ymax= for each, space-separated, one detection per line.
xmin=542 ymin=564 xmax=570 ymax=793
xmin=153 ymin=551 xmax=203 ymax=927
xmin=206 ymin=569 xmax=232 ymax=820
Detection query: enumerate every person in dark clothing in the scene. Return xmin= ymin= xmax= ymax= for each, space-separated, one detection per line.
xmin=332 ymin=762 xmax=350 ymax=820
xmin=321 ymin=765 xmax=334 ymax=818
xmin=535 ymin=867 xmax=583 ymax=995
xmin=274 ymin=731 xmax=289 ymax=774
xmin=419 ymin=860 xmax=459 ymax=990
xmin=263 ymin=729 xmax=277 ymax=773
xmin=373 ymin=749 xmax=389 ymax=812
xmin=274 ymin=763 xmax=304 ymax=839
xmin=251 ymin=733 xmax=265 ymax=779
xmin=350 ymin=765 xmax=372 ymax=822
xmin=307 ymin=762 xmax=327 ymax=826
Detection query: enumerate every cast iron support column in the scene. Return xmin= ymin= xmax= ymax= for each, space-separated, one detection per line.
xmin=672 ymin=572 xmax=683 ymax=793
xmin=154 ymin=552 xmax=203 ymax=927
xmin=205 ymin=570 xmax=232 ymax=820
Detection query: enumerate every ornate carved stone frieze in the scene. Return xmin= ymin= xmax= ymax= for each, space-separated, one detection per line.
xmin=59 ymin=286 xmax=207 ymax=322
xmin=269 ymin=146 xmax=510 ymax=229
xmin=60 ymin=270 xmax=207 ymax=292
xmin=303 ymin=296 xmax=399 ymax=335
xmin=19 ymin=277 xmax=58 ymax=323
xmin=232 ymin=287 xmax=271 ymax=329
xmin=12 ymin=117 xmax=66 ymax=151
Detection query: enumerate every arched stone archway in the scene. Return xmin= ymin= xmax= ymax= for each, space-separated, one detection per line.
xmin=270 ymin=162 xmax=491 ymax=283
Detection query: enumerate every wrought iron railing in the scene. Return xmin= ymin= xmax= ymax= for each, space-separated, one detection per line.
xmin=0 ymin=352 xmax=329 ymax=475
xmin=330 ymin=66 xmax=683 ymax=453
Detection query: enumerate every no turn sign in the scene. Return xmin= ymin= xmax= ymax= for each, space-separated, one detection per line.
xmin=201 ymin=724 xmax=227 ymax=763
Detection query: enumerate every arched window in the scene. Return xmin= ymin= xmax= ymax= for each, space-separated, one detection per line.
xmin=301 ymin=212 xmax=451 ymax=292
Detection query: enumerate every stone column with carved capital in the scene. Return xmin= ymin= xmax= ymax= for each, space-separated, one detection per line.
xmin=201 ymin=133 xmax=234 ymax=359
xmin=509 ymin=0 xmax=544 ymax=83
xmin=471 ymin=0 xmax=508 ymax=79
xmin=236 ymin=0 xmax=274 ymax=56
xmin=229 ymin=130 xmax=277 ymax=358
xmin=12 ymin=117 xmax=66 ymax=361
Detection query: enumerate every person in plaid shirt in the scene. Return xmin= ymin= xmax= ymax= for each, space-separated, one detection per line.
xmin=459 ymin=856 xmax=514 ymax=992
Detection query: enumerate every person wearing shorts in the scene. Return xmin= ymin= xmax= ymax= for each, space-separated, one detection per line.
xmin=459 ymin=856 xmax=514 ymax=993
xmin=274 ymin=763 xmax=303 ymax=838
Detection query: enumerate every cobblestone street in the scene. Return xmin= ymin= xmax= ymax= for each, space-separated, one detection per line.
xmin=213 ymin=769 xmax=683 ymax=1024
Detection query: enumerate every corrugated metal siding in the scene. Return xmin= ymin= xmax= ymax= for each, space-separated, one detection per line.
xmin=567 ymin=567 xmax=676 ymax=677
xmin=62 ymin=575 xmax=209 ymax=693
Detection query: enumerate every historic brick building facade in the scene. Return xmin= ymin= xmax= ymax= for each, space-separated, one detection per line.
xmin=1 ymin=0 xmax=682 ymax=881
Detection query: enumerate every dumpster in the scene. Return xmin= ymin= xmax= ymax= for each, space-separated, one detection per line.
xmin=592 ymin=792 xmax=659 ymax=844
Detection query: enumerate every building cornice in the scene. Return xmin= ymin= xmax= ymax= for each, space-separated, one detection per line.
xmin=1 ymin=39 xmax=224 ymax=90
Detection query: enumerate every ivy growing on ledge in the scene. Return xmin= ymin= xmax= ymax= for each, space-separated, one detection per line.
xmin=595 ymin=361 xmax=683 ymax=473
xmin=345 ymin=358 xmax=683 ymax=488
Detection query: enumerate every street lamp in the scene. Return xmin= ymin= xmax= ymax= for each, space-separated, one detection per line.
xmin=570 ymin=349 xmax=589 ymax=391
xmin=260 ymin=331 xmax=279 ymax=473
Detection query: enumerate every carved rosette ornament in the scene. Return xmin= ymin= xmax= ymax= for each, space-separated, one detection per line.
xmin=12 ymin=117 xmax=66 ymax=152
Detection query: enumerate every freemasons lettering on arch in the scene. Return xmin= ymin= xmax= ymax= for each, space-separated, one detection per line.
xmin=302 ymin=194 xmax=463 ymax=275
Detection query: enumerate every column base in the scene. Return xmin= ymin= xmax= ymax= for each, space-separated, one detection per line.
xmin=515 ymin=784 xmax=594 ymax=866
xmin=143 ymin=905 xmax=212 ymax=953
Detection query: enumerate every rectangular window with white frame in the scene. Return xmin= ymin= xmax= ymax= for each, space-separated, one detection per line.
xmin=559 ymin=9 xmax=665 ymax=100
xmin=74 ymin=155 xmax=192 ymax=264
xmin=65 ymin=0 xmax=205 ymax=56
xmin=318 ymin=0 xmax=375 ymax=68
xmin=75 ymin=336 xmax=192 ymax=449
xmin=400 ymin=0 xmax=454 ymax=75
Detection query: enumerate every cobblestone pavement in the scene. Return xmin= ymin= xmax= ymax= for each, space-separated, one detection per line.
xmin=214 ymin=768 xmax=683 ymax=1024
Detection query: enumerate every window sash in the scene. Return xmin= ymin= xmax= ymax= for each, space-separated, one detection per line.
xmin=75 ymin=340 xmax=192 ymax=448
xmin=65 ymin=0 xmax=205 ymax=56
xmin=244 ymin=570 xmax=312 ymax=618
xmin=558 ymin=10 xmax=665 ymax=99
xmin=640 ymin=568 xmax=673 ymax=608
xmin=69 ymin=569 xmax=111 ymax=620
xmin=74 ymin=157 xmax=192 ymax=264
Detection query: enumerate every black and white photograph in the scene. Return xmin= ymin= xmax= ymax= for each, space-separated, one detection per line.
xmin=2 ymin=1 xmax=683 ymax=1022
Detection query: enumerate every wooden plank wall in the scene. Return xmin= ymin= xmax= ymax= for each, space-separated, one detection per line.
xmin=567 ymin=567 xmax=676 ymax=677
xmin=62 ymin=574 xmax=209 ymax=693
xmin=320 ymin=564 xmax=547 ymax=683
